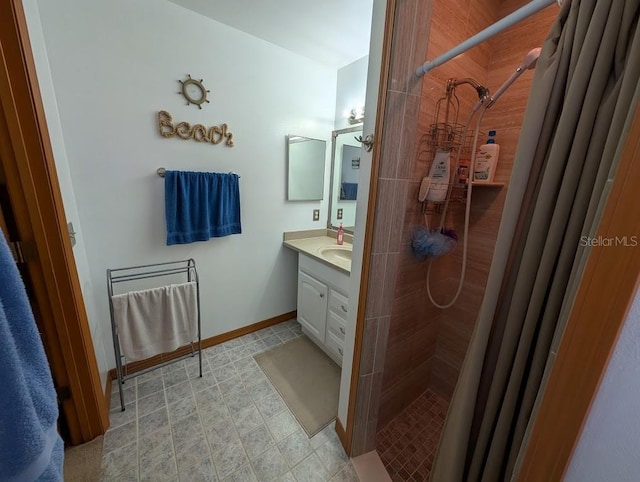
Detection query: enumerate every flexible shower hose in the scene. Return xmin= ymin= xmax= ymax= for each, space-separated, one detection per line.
xmin=426 ymin=106 xmax=488 ymax=309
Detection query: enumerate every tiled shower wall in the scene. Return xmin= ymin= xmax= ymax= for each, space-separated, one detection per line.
xmin=426 ymin=0 xmax=558 ymax=399
xmin=350 ymin=0 xmax=558 ymax=456
xmin=350 ymin=0 xmax=433 ymax=455
xmin=374 ymin=0 xmax=504 ymax=432
xmin=351 ymin=0 xmax=501 ymax=453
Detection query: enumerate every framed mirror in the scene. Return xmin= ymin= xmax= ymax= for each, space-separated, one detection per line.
xmin=328 ymin=126 xmax=362 ymax=231
xmin=286 ymin=135 xmax=327 ymax=201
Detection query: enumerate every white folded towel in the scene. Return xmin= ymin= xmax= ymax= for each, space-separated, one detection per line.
xmin=111 ymin=281 xmax=198 ymax=362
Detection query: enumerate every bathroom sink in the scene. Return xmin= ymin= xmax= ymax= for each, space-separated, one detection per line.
xmin=319 ymin=246 xmax=352 ymax=263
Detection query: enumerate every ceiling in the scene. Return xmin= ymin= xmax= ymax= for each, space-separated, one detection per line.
xmin=168 ymin=0 xmax=374 ymax=68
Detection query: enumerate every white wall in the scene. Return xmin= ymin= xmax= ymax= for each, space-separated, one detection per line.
xmin=34 ymin=0 xmax=336 ymax=368
xmin=335 ymin=56 xmax=369 ymax=130
xmin=564 ymin=287 xmax=640 ymax=481
xmin=22 ymin=0 xmax=110 ymax=387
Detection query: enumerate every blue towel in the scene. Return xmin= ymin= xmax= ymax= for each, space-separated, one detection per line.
xmin=340 ymin=182 xmax=358 ymax=200
xmin=0 ymin=232 xmax=63 ymax=481
xmin=165 ymin=170 xmax=242 ymax=245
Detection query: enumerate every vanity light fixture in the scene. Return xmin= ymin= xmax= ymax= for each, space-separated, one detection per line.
xmin=348 ymin=106 xmax=365 ymax=124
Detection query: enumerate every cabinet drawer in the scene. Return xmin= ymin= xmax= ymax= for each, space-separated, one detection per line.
xmin=325 ymin=330 xmax=345 ymax=362
xmin=328 ymin=290 xmax=349 ymax=319
xmin=327 ymin=311 xmax=347 ymax=341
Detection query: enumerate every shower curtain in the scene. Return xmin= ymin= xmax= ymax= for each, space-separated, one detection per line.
xmin=430 ymin=1 xmax=640 ymax=481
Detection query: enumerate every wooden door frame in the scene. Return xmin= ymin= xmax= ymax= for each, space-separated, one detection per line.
xmin=0 ymin=0 xmax=108 ymax=444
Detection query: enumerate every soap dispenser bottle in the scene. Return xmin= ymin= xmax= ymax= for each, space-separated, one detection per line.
xmin=474 ymin=130 xmax=500 ymax=183
xmin=426 ymin=151 xmax=451 ymax=202
xmin=337 ymin=223 xmax=344 ymax=245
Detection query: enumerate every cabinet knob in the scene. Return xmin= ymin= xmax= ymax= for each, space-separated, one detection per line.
xmin=339 ymin=326 xmax=346 ymax=335
xmin=340 ymin=305 xmax=347 ymax=313
xmin=338 ymin=348 xmax=343 ymax=355
xmin=320 ymin=293 xmax=324 ymax=298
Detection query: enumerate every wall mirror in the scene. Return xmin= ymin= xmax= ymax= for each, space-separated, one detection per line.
xmin=328 ymin=126 xmax=362 ymax=231
xmin=286 ymin=135 xmax=327 ymax=201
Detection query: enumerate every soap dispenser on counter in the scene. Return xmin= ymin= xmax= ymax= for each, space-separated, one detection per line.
xmin=337 ymin=223 xmax=344 ymax=245
xmin=474 ymin=130 xmax=500 ymax=183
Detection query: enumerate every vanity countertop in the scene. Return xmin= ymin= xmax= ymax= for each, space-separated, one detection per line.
xmin=283 ymin=231 xmax=352 ymax=275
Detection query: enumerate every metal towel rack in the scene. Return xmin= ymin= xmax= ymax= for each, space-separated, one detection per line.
xmin=156 ymin=167 xmax=240 ymax=178
xmin=107 ymin=259 xmax=202 ymax=411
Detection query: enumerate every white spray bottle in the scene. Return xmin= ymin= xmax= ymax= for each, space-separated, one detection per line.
xmin=474 ymin=130 xmax=500 ymax=182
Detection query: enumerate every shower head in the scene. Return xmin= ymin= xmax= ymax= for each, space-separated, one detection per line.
xmin=449 ymin=77 xmax=490 ymax=101
xmin=522 ymin=47 xmax=542 ymax=70
xmin=486 ymin=47 xmax=542 ymax=108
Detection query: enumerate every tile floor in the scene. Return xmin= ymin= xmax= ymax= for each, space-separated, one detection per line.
xmin=102 ymin=319 xmax=359 ymax=482
xmin=375 ymin=389 xmax=449 ymax=482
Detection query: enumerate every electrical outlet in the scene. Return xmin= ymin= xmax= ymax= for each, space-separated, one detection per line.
xmin=337 ymin=208 xmax=343 ymax=220
xmin=313 ymin=209 xmax=320 ymax=221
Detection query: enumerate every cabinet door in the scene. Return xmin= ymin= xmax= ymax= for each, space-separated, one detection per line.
xmin=297 ymin=271 xmax=328 ymax=341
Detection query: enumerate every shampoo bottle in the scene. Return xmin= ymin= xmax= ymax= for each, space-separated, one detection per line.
xmin=457 ymin=158 xmax=470 ymax=184
xmin=337 ymin=223 xmax=344 ymax=245
xmin=473 ymin=130 xmax=500 ymax=183
xmin=426 ymin=151 xmax=451 ymax=202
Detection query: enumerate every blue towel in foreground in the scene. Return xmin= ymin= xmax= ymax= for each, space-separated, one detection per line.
xmin=0 ymin=231 xmax=63 ymax=481
xmin=165 ymin=170 xmax=242 ymax=245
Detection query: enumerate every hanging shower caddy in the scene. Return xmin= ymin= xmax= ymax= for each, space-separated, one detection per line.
xmin=417 ymin=78 xmax=483 ymax=215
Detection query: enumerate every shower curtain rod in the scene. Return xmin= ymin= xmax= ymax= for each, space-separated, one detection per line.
xmin=416 ymin=0 xmax=560 ymax=77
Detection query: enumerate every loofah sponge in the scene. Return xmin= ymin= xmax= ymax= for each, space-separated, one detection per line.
xmin=411 ymin=226 xmax=457 ymax=259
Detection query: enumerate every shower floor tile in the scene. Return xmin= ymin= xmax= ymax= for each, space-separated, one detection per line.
xmin=376 ymin=389 xmax=448 ymax=482
xmin=103 ymin=319 xmax=357 ymax=481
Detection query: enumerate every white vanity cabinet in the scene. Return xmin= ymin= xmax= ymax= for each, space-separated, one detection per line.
xmin=297 ymin=253 xmax=349 ymax=366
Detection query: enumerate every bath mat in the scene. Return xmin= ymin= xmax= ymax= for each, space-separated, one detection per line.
xmin=254 ymin=336 xmax=341 ymax=437
xmin=63 ymin=435 xmax=103 ymax=481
